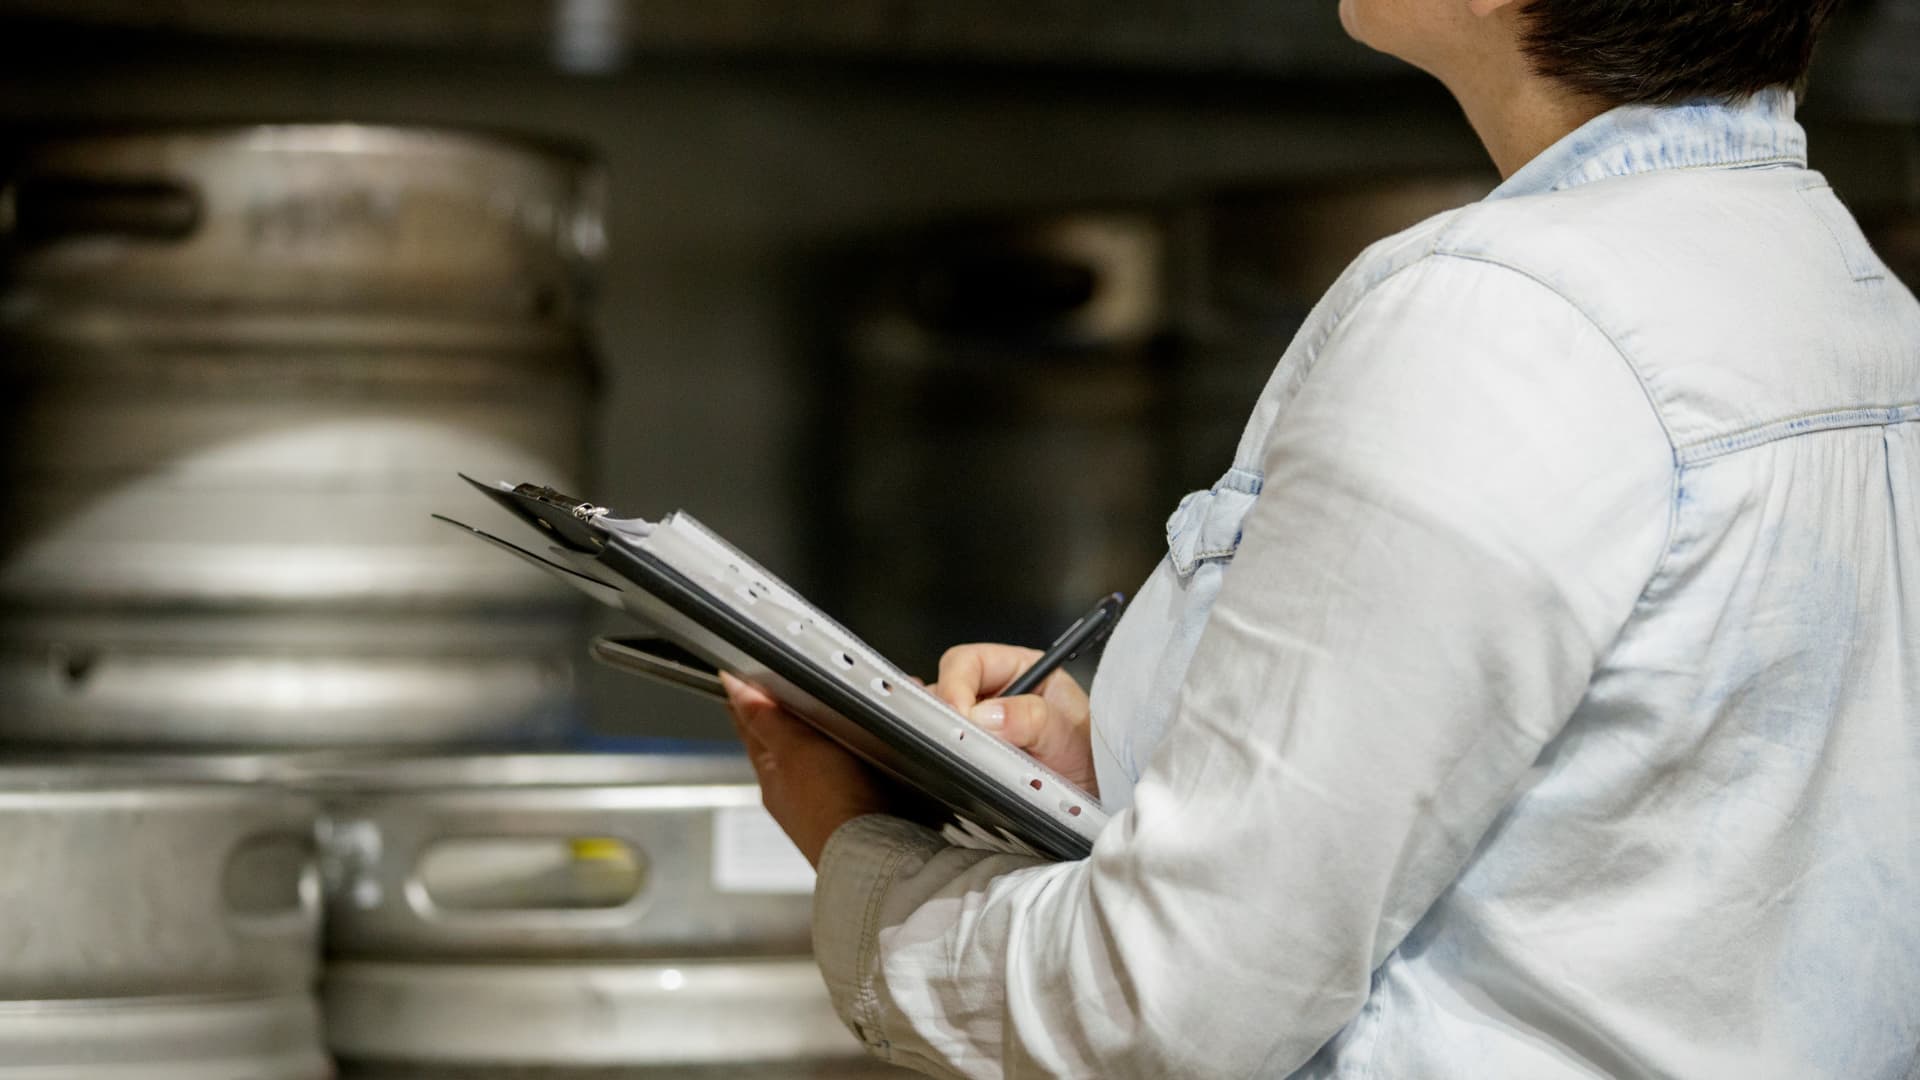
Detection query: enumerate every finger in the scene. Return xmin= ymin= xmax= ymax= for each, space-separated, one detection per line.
xmin=727 ymin=702 xmax=768 ymax=758
xmin=719 ymin=672 xmax=778 ymax=755
xmin=723 ymin=675 xmax=838 ymax=759
xmin=968 ymin=694 xmax=1050 ymax=751
xmin=933 ymin=647 xmax=985 ymax=711
xmin=721 ymin=673 xmax=784 ymax=734
xmin=972 ymin=694 xmax=1091 ymax=784
xmin=935 ymin=644 xmax=1043 ymax=711
xmin=720 ymin=671 xmax=779 ymax=711
xmin=749 ymin=702 xmax=831 ymax=756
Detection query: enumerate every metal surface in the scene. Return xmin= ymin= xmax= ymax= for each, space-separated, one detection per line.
xmin=2 ymin=126 xmax=602 ymax=321
xmin=0 ymin=992 xmax=329 ymax=1080
xmin=312 ymin=753 xmax=816 ymax=960
xmin=0 ymin=613 xmax=577 ymax=748
xmin=0 ymin=764 xmax=321 ymax=999
xmin=826 ymin=212 xmax=1172 ymax=671
xmin=0 ymin=346 xmax=593 ymax=608
xmin=342 ymin=1064 xmax=904 ymax=1079
xmin=295 ymin=751 xmax=758 ymax=792
xmin=0 ymin=125 xmax=600 ymax=746
xmin=325 ymin=959 xmax=876 ymax=1071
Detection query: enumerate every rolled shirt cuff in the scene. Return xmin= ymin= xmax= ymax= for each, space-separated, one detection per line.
xmin=811 ymin=813 xmax=949 ymax=1057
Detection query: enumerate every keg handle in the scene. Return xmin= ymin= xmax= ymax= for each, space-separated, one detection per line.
xmin=2 ymin=174 xmax=203 ymax=246
xmin=221 ymin=828 xmax=324 ymax=938
xmin=400 ymin=832 xmax=653 ymax=928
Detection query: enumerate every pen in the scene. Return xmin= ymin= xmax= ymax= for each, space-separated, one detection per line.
xmin=997 ymin=592 xmax=1127 ymax=699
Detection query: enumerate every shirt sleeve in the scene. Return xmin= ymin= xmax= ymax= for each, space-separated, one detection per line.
xmin=811 ymin=253 xmax=1676 ymax=1079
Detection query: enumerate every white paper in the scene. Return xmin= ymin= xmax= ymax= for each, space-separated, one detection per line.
xmin=711 ymin=804 xmax=817 ymax=894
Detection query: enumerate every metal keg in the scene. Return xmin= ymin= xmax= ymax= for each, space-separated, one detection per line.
xmin=312 ymin=753 xmax=815 ymax=961
xmin=822 ymin=212 xmax=1173 ymax=672
xmin=0 ymin=994 xmax=328 ymax=1080
xmin=325 ymin=960 xmax=904 ymax=1077
xmin=309 ymin=752 xmax=900 ymax=1075
xmin=0 ymin=762 xmax=328 ymax=1079
xmin=1 ymin=125 xmax=601 ymax=321
xmin=0 ymin=126 xmax=602 ymax=747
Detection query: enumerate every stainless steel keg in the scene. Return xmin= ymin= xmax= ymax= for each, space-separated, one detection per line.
xmin=325 ymin=959 xmax=905 ymax=1076
xmin=0 ymin=994 xmax=329 ymax=1080
xmin=826 ymin=213 xmax=1172 ymax=671
xmin=311 ymin=753 xmax=815 ymax=960
xmin=0 ymin=764 xmax=321 ymax=998
xmin=1 ymin=125 xmax=602 ymax=322
xmin=308 ymin=752 xmax=900 ymax=1075
xmin=0 ymin=126 xmax=601 ymax=747
xmin=0 ymin=762 xmax=329 ymax=1079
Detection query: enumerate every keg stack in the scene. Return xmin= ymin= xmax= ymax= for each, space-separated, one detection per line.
xmin=0 ymin=126 xmax=600 ymax=748
xmin=0 ymin=128 xmax=892 ymax=1077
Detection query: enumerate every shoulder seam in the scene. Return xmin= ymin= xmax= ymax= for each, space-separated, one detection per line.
xmin=1285 ymin=252 xmax=1437 ymax=387
xmin=1424 ymin=250 xmax=1678 ymax=455
xmin=1420 ymin=250 xmax=1684 ymax=619
xmin=1294 ymin=206 xmax=1475 ymax=364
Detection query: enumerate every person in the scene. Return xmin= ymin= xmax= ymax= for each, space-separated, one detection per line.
xmin=724 ymin=0 xmax=1920 ymax=1075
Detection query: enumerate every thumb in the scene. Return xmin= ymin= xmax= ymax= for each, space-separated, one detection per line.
xmin=969 ymin=695 xmax=1054 ymax=755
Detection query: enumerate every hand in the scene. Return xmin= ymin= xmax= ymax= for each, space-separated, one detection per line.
xmin=721 ymin=672 xmax=895 ymax=867
xmin=934 ymin=643 xmax=1099 ymax=797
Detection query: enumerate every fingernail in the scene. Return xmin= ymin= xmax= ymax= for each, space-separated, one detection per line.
xmin=970 ymin=702 xmax=1005 ymax=731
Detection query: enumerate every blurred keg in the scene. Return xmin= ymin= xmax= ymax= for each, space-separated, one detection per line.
xmin=0 ymin=995 xmax=326 ymax=1080
xmin=0 ymin=762 xmax=328 ymax=1079
xmin=308 ymin=753 xmax=902 ymax=1076
xmin=0 ymin=126 xmax=602 ymax=747
xmin=823 ymin=213 xmax=1173 ymax=672
xmin=313 ymin=753 xmax=814 ymax=960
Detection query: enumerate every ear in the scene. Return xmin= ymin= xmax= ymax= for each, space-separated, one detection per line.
xmin=1466 ymin=0 xmax=1520 ymax=14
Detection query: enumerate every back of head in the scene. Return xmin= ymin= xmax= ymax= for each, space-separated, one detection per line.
xmin=1518 ymin=0 xmax=1847 ymax=106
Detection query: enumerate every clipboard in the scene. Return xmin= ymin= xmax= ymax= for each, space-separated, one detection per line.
xmin=437 ymin=476 xmax=1108 ymax=861
xmin=591 ymin=636 xmax=729 ymax=702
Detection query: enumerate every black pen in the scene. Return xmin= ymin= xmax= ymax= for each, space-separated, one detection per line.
xmin=997 ymin=592 xmax=1127 ymax=699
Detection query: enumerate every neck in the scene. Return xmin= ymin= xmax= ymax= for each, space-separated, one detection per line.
xmin=1442 ymin=63 xmax=1611 ymax=179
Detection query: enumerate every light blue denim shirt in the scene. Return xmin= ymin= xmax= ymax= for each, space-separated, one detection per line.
xmin=813 ymin=89 xmax=1920 ymax=1079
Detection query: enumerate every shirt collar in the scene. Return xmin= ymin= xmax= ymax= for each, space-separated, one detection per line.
xmin=1488 ymin=87 xmax=1807 ymax=201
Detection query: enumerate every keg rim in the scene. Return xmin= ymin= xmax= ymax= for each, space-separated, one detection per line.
xmin=4 ymin=122 xmax=598 ymax=170
xmin=0 ymin=989 xmax=318 ymax=1014
xmin=288 ymin=749 xmax=756 ymax=793
xmin=0 ymin=990 xmax=327 ymax=1079
xmin=0 ymin=757 xmax=318 ymax=801
xmin=323 ymin=957 xmax=861 ymax=1069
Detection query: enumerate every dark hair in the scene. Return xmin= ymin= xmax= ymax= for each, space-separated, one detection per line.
xmin=1518 ymin=0 xmax=1846 ymax=107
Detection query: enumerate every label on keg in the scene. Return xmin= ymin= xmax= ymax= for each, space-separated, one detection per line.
xmin=712 ymin=805 xmax=816 ymax=893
